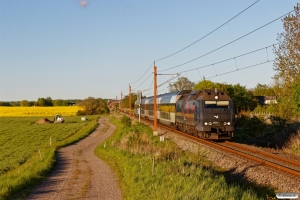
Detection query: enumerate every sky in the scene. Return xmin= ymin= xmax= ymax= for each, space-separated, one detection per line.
xmin=0 ymin=0 xmax=299 ymax=101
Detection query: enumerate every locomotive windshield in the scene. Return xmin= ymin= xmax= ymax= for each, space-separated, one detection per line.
xmin=204 ymin=101 xmax=229 ymax=109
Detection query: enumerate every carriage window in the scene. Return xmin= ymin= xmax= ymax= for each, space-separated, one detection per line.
xmin=205 ymin=101 xmax=229 ymax=108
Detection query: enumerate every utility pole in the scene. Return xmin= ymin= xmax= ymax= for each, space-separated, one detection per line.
xmin=153 ymin=64 xmax=158 ymax=136
xmin=129 ymin=84 xmax=131 ymax=118
xmin=120 ymin=91 xmax=122 ymax=110
xmin=116 ymin=95 xmax=118 ymax=110
xmin=137 ymin=90 xmax=142 ymax=123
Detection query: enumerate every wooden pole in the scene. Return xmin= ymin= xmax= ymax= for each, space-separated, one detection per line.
xmin=152 ymin=157 xmax=155 ymax=175
xmin=120 ymin=91 xmax=122 ymax=110
xmin=153 ymin=64 xmax=158 ymax=136
xmin=129 ymin=84 xmax=132 ymax=118
xmin=116 ymin=95 xmax=118 ymax=110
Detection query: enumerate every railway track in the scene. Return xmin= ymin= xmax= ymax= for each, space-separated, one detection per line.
xmin=121 ymin=111 xmax=300 ymax=179
xmin=166 ymin=124 xmax=300 ymax=179
xmin=209 ymin=141 xmax=300 ymax=178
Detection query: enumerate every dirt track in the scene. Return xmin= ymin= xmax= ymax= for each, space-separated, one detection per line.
xmin=25 ymin=117 xmax=122 ymax=200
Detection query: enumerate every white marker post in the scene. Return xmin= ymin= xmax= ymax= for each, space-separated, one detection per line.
xmin=137 ymin=90 xmax=142 ymax=123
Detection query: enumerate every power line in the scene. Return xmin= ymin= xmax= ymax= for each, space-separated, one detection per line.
xmin=125 ymin=44 xmax=277 ymax=96
xmin=121 ymin=85 xmax=129 ymax=95
xmin=177 ymin=43 xmax=278 ymax=74
xmin=128 ymin=1 xmax=260 ymax=87
xmin=155 ymin=0 xmax=260 ymax=62
xmin=159 ymin=10 xmax=294 ymax=73
xmin=133 ymin=72 xmax=153 ymax=90
xmin=206 ymin=59 xmax=274 ymax=79
xmin=130 ymin=62 xmax=154 ymax=85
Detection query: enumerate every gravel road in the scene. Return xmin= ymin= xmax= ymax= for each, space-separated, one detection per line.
xmin=25 ymin=117 xmax=122 ymax=200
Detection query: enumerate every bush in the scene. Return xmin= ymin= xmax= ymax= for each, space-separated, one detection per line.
xmin=121 ymin=115 xmax=131 ymax=127
xmin=76 ymin=97 xmax=109 ymax=115
xmin=233 ymin=114 xmax=296 ymax=149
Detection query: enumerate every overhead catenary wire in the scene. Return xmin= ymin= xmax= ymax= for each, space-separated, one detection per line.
xmin=176 ymin=43 xmax=278 ymax=75
xmin=127 ymin=1 xmax=259 ymax=88
xmin=133 ymin=72 xmax=153 ymax=90
xmin=155 ymin=0 xmax=260 ymax=62
xmin=206 ymin=59 xmax=274 ymax=79
xmin=159 ymin=10 xmax=294 ymax=73
xmin=121 ymin=85 xmax=129 ymax=95
xmin=134 ymin=43 xmax=277 ymax=95
xmin=130 ymin=62 xmax=154 ymax=85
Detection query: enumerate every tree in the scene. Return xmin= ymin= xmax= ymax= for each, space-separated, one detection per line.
xmin=20 ymin=100 xmax=30 ymax=107
xmin=0 ymin=102 xmax=11 ymax=106
xmin=37 ymin=97 xmax=53 ymax=106
xmin=168 ymin=77 xmax=194 ymax=92
xmin=273 ymin=4 xmax=300 ymax=90
xmin=253 ymin=83 xmax=275 ymax=96
xmin=77 ymin=97 xmax=109 ymax=115
xmin=291 ymin=74 xmax=300 ymax=114
xmin=37 ymin=98 xmax=46 ymax=106
xmin=96 ymin=98 xmax=110 ymax=114
xmin=53 ymin=99 xmax=69 ymax=106
xmin=193 ymin=79 xmax=216 ymax=90
xmin=121 ymin=94 xmax=137 ymax=109
xmin=272 ymin=4 xmax=300 ymax=119
xmin=225 ymin=84 xmax=252 ymax=113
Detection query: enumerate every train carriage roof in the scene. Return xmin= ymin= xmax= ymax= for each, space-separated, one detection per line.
xmin=140 ymin=90 xmax=191 ymax=104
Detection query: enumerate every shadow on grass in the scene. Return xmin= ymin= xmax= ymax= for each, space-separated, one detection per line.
xmin=195 ymin=163 xmax=276 ymax=199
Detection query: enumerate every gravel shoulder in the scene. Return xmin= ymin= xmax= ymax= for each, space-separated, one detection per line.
xmin=25 ymin=117 xmax=122 ymax=200
xmin=162 ymin=129 xmax=300 ymax=195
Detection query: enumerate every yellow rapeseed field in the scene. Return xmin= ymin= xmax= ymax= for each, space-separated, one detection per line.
xmin=0 ymin=106 xmax=82 ymax=116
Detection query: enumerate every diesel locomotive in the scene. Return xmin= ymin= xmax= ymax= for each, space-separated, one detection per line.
xmin=134 ymin=89 xmax=235 ymax=140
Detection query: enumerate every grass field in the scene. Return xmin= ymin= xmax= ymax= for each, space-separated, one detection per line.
xmin=0 ymin=106 xmax=81 ymax=116
xmin=0 ymin=115 xmax=99 ymax=199
xmin=95 ymin=114 xmax=275 ymax=200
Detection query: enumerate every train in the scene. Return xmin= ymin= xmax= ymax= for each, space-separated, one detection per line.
xmin=134 ymin=89 xmax=235 ymax=140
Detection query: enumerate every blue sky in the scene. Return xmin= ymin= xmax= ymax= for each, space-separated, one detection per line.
xmin=0 ymin=0 xmax=299 ymax=101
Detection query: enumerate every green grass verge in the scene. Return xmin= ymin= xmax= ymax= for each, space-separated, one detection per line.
xmin=0 ymin=116 xmax=99 ymax=200
xmin=95 ymin=114 xmax=274 ymax=200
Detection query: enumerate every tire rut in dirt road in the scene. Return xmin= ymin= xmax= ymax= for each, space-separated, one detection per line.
xmin=25 ymin=117 xmax=122 ymax=200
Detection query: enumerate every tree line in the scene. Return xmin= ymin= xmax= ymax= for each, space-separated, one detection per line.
xmin=0 ymin=98 xmax=82 ymax=107
xmin=168 ymin=77 xmax=279 ymax=113
xmin=0 ymin=97 xmax=111 ymax=116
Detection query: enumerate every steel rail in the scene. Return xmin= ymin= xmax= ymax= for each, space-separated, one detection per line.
xmin=224 ymin=141 xmax=300 ymax=168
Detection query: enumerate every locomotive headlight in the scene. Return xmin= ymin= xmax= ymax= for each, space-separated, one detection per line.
xmin=227 ymin=122 xmax=231 ymax=125
xmin=223 ymin=122 xmax=227 ymax=125
xmin=208 ymin=122 xmax=212 ymax=125
xmin=204 ymin=122 xmax=208 ymax=125
xmin=215 ymin=96 xmax=218 ymax=99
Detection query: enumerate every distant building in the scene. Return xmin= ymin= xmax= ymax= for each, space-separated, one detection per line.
xmin=255 ymin=96 xmax=278 ymax=105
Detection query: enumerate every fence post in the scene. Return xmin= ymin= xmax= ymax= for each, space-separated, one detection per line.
xmin=152 ymin=157 xmax=155 ymax=175
xmin=38 ymin=149 xmax=43 ymax=160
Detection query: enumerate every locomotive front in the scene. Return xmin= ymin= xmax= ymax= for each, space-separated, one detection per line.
xmin=197 ymin=89 xmax=234 ymax=139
